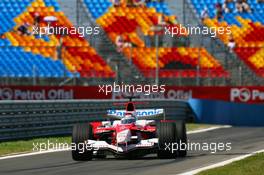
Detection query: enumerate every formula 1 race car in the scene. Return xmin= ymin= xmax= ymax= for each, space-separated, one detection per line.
xmin=72 ymin=100 xmax=187 ymax=160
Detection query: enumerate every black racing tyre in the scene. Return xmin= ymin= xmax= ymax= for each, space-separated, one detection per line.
xmin=157 ymin=122 xmax=177 ymax=159
xmin=175 ymin=120 xmax=187 ymax=157
xmin=72 ymin=123 xmax=93 ymax=161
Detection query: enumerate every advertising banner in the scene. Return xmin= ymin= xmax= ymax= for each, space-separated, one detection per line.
xmin=0 ymin=86 xmax=110 ymax=100
xmin=1 ymin=86 xmax=264 ymax=104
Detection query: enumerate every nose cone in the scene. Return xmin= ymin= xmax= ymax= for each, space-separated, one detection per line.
xmin=116 ymin=129 xmax=131 ymax=144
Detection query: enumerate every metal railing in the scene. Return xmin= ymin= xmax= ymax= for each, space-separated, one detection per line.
xmin=0 ymin=99 xmax=192 ymax=141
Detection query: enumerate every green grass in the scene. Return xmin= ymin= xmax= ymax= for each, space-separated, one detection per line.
xmin=0 ymin=136 xmax=71 ymax=156
xmin=197 ymin=153 xmax=264 ymax=175
xmin=0 ymin=123 xmax=215 ymax=157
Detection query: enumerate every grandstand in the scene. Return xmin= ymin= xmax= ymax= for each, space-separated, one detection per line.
xmin=193 ymin=0 xmax=264 ymax=77
xmin=190 ymin=0 xmax=264 ymax=80
xmin=0 ymin=0 xmax=115 ymax=85
xmin=0 ymin=0 xmax=263 ymax=86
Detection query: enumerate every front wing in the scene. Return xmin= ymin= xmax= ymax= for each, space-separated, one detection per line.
xmin=87 ymin=138 xmax=158 ymax=153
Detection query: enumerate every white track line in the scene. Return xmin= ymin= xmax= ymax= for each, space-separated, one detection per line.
xmin=0 ymin=125 xmax=231 ymax=160
xmin=187 ymin=125 xmax=232 ymax=134
xmin=178 ymin=149 xmax=264 ymax=175
xmin=0 ymin=148 xmax=70 ymax=160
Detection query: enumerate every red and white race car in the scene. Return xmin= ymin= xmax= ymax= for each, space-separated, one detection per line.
xmin=72 ymin=100 xmax=187 ymax=160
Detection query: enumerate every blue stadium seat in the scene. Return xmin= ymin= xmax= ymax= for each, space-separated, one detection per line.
xmin=191 ymin=0 xmax=264 ymax=25
xmin=84 ymin=0 xmax=112 ymax=19
xmin=146 ymin=2 xmax=172 ymax=16
xmin=0 ymin=0 xmax=34 ymax=34
xmin=0 ymin=41 xmax=75 ymax=78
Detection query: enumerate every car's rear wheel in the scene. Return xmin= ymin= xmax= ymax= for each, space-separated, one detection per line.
xmin=175 ymin=120 xmax=187 ymax=157
xmin=157 ymin=122 xmax=177 ymax=159
xmin=72 ymin=123 xmax=93 ymax=161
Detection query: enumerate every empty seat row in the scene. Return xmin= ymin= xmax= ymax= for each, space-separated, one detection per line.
xmin=0 ymin=0 xmax=115 ymax=78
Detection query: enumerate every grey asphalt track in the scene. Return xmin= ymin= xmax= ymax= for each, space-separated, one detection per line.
xmin=0 ymin=127 xmax=264 ymax=175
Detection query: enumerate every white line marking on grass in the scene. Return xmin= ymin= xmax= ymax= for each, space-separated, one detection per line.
xmin=0 ymin=125 xmax=232 ymax=160
xmin=178 ymin=149 xmax=264 ymax=175
xmin=0 ymin=148 xmax=70 ymax=160
xmin=187 ymin=125 xmax=232 ymax=134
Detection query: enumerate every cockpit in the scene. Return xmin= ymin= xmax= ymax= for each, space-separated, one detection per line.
xmin=121 ymin=117 xmax=136 ymax=124
xmin=121 ymin=112 xmax=136 ymax=124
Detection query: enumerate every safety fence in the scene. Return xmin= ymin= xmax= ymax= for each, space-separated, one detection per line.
xmin=0 ymin=99 xmax=192 ymax=141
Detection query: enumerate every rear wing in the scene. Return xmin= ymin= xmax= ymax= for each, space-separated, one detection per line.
xmin=107 ymin=109 xmax=165 ymax=120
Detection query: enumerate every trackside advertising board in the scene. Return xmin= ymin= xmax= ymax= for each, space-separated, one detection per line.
xmin=0 ymin=86 xmax=264 ymax=104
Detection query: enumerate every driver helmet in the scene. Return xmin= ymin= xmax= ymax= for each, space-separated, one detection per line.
xmin=121 ymin=113 xmax=136 ymax=124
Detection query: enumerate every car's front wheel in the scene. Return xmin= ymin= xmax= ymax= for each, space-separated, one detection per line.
xmin=72 ymin=123 xmax=93 ymax=161
xmin=157 ymin=122 xmax=177 ymax=159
